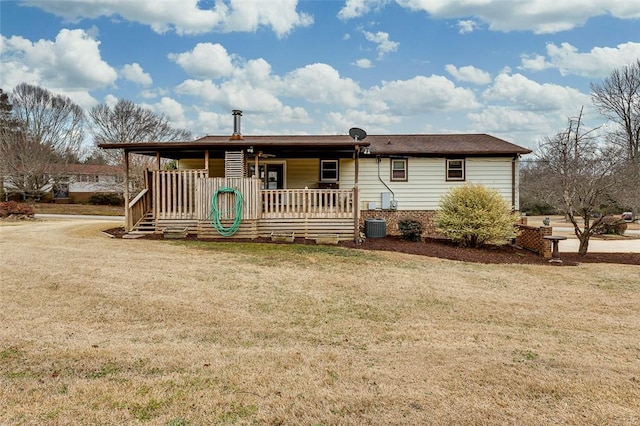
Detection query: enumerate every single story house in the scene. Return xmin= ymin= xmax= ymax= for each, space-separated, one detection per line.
xmin=99 ymin=110 xmax=531 ymax=240
xmin=2 ymin=164 xmax=125 ymax=203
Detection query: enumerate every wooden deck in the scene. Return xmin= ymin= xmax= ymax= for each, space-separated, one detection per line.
xmin=127 ymin=171 xmax=358 ymax=240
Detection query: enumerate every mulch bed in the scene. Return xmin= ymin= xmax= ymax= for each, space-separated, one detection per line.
xmin=103 ymin=227 xmax=639 ymax=266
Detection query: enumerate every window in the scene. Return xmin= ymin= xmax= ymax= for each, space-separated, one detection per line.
xmin=446 ymin=159 xmax=465 ymax=181
xmin=320 ymin=160 xmax=339 ymax=182
xmin=390 ymin=158 xmax=408 ymax=181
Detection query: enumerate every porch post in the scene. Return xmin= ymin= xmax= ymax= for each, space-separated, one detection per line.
xmin=353 ymin=145 xmax=360 ymax=242
xmin=124 ymin=149 xmax=131 ymax=231
xmin=204 ymin=150 xmax=210 ymax=174
xmin=156 ymin=151 xmax=161 ymax=170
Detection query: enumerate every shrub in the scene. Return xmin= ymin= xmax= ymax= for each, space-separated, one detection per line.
xmin=0 ymin=201 xmax=34 ymax=218
xmin=398 ymin=219 xmax=423 ymax=242
xmin=595 ymin=216 xmax=627 ymax=235
xmin=435 ymin=184 xmax=519 ymax=248
xmin=88 ymin=193 xmax=124 ymax=206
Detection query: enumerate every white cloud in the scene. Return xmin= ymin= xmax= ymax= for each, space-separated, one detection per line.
xmin=445 ymin=64 xmax=491 ymax=85
xmin=169 ymin=43 xmax=235 ymax=79
xmin=368 ymin=75 xmax=480 ymax=114
xmin=483 ymin=73 xmax=590 ymax=112
xmin=457 ymin=19 xmax=479 ymax=34
xmin=519 ymin=54 xmax=552 ymax=72
xmin=338 ymin=0 xmax=388 ymax=20
xmin=342 ymin=0 xmax=640 ymax=34
xmin=24 ymin=0 xmax=313 ymax=37
xmin=142 ymin=96 xmax=187 ymax=122
xmin=120 ymin=63 xmax=152 ymax=86
xmin=363 ymin=30 xmax=399 ymax=59
xmin=282 ymin=63 xmax=363 ymax=108
xmin=1 ymin=29 xmax=117 ymax=91
xmin=355 ymin=58 xmax=374 ymax=69
xmin=521 ymin=42 xmax=640 ymax=78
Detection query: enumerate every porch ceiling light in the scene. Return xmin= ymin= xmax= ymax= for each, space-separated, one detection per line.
xmin=247 ymin=146 xmax=254 ymax=154
xmin=362 ymin=146 xmax=371 ymax=155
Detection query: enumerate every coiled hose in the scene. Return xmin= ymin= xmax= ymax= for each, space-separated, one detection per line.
xmin=208 ymin=187 xmax=243 ymax=237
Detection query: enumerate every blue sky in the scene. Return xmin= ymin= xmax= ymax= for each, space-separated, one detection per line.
xmin=1 ymin=0 xmax=639 ymax=150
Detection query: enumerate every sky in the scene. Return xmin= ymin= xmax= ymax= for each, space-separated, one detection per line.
xmin=1 ymin=0 xmax=639 ymax=151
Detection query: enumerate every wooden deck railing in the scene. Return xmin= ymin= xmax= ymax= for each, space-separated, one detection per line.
xmin=261 ymin=188 xmax=354 ymax=219
xmin=154 ymin=169 xmax=208 ymax=220
xmin=127 ymin=188 xmax=150 ymax=231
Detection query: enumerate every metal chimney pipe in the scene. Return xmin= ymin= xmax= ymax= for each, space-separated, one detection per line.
xmin=230 ymin=109 xmax=243 ymax=140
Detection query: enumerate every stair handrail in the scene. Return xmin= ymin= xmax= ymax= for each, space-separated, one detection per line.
xmin=127 ymin=188 xmax=150 ymax=231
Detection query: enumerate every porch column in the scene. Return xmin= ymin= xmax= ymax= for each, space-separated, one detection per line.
xmin=156 ymin=152 xmax=161 ymax=170
xmin=353 ymin=145 xmax=360 ymax=242
xmin=124 ymin=149 xmax=130 ymax=231
xmin=204 ymin=150 xmax=210 ymax=174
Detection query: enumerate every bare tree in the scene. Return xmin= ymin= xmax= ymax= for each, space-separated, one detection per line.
xmin=522 ymin=109 xmax=625 ymax=255
xmin=11 ymin=83 xmax=85 ymax=160
xmin=591 ymin=59 xmax=640 ymax=163
xmin=591 ymin=60 xmax=640 ymax=218
xmin=0 ymin=84 xmax=85 ymax=200
xmin=89 ymin=99 xmax=191 ymax=194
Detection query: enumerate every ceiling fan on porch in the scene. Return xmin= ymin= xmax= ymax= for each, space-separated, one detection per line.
xmin=257 ymin=151 xmax=276 ymax=158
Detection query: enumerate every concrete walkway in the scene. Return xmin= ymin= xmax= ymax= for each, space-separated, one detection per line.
xmin=557 ymin=238 xmax=640 ymax=254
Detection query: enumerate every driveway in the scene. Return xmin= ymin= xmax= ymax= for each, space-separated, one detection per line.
xmin=557 ymin=237 xmax=640 ymax=253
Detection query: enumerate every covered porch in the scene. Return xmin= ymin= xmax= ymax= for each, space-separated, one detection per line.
xmin=126 ymin=169 xmax=358 ymax=240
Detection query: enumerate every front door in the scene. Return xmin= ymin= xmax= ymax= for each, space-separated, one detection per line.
xmin=250 ymin=163 xmax=285 ymax=189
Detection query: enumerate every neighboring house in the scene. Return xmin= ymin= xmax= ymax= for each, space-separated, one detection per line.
xmin=99 ymin=110 xmax=531 ymax=240
xmin=55 ymin=164 xmax=126 ymax=203
xmin=3 ymin=164 xmax=125 ymax=203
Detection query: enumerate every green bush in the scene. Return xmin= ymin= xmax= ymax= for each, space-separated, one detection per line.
xmin=398 ymin=219 xmax=423 ymax=242
xmin=435 ymin=184 xmax=519 ymax=248
xmin=0 ymin=201 xmax=34 ymax=218
xmin=88 ymin=193 xmax=124 ymax=206
xmin=595 ymin=216 xmax=627 ymax=235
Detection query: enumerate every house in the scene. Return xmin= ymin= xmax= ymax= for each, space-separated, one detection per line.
xmin=99 ymin=110 xmax=532 ymax=240
xmin=2 ymin=164 xmax=125 ymax=203
xmin=52 ymin=164 xmax=126 ymax=203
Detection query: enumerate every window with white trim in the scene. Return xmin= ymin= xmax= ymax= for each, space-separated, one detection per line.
xmin=446 ymin=159 xmax=465 ymax=181
xmin=320 ymin=160 xmax=339 ymax=182
xmin=391 ymin=158 xmax=407 ymax=181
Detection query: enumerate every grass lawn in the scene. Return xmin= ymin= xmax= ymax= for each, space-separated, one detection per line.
xmin=29 ymin=202 xmax=124 ymax=216
xmin=1 ymin=219 xmax=639 ymax=425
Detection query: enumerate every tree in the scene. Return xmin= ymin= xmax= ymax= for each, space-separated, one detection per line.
xmin=591 ymin=59 xmax=640 ymax=164
xmin=89 ymin=99 xmax=192 ymax=194
xmin=0 ymin=84 xmax=85 ymax=200
xmin=435 ymin=184 xmax=519 ymax=248
xmin=522 ymin=109 xmax=625 ymax=255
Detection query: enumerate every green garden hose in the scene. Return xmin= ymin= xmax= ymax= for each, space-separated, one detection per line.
xmin=208 ymin=187 xmax=243 ymax=236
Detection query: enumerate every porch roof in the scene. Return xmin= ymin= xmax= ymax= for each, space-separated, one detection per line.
xmin=98 ymin=135 xmax=367 ymax=159
xmin=98 ymin=133 xmax=531 ymax=159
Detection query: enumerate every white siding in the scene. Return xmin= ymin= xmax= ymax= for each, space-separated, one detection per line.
xmin=343 ymin=157 xmax=517 ymax=210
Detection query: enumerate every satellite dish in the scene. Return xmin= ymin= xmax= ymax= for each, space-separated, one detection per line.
xmin=349 ymin=127 xmax=367 ymax=141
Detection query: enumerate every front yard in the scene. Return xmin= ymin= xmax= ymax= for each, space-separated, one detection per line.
xmin=1 ymin=218 xmax=638 ymax=424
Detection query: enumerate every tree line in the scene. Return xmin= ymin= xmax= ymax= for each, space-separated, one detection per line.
xmin=0 ymin=83 xmax=191 ymax=200
xmin=521 ymin=59 xmax=640 ymax=254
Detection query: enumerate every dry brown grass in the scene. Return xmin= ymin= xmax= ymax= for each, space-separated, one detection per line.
xmin=1 ymin=218 xmax=639 ymax=425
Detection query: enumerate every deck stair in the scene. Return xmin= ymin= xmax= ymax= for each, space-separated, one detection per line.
xmin=129 ymin=212 xmax=156 ymax=234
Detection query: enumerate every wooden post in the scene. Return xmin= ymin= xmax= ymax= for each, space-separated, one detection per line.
xmin=204 ymin=150 xmax=210 ymax=175
xmin=124 ymin=149 xmax=130 ymax=231
xmin=156 ymin=151 xmax=161 ymax=170
xmin=353 ymin=146 xmax=360 ymax=242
